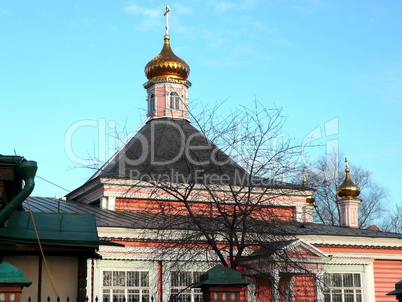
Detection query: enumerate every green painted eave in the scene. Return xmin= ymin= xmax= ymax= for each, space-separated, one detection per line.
xmin=0 ymin=211 xmax=99 ymax=249
xmin=0 ymin=155 xmax=24 ymax=167
xmin=387 ymin=280 xmax=402 ymax=295
xmin=193 ymin=265 xmax=251 ymax=287
xmin=0 ymin=262 xmax=32 ymax=285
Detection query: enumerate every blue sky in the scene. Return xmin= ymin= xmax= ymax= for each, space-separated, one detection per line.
xmin=1 ymin=1 xmax=401 ymax=208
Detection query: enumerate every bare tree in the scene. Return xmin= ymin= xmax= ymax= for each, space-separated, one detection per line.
xmin=305 ymin=151 xmax=387 ymax=228
xmin=134 ymin=102 xmax=304 ymax=261
xmin=104 ymin=100 xmax=320 ymax=301
xmin=380 ymin=204 xmax=402 ymax=233
xmin=80 ymin=100 xmax=321 ymax=301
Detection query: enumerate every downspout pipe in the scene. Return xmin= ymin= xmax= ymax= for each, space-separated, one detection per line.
xmin=0 ymin=158 xmax=38 ymax=224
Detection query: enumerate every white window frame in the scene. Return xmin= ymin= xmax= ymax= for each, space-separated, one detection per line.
xmin=170 ymin=91 xmax=181 ymax=110
xmin=323 ymin=272 xmax=363 ymax=302
xmin=170 ymin=271 xmax=203 ymax=302
xmin=101 ymin=269 xmax=150 ymax=302
xmin=149 ymin=93 xmax=155 ymax=113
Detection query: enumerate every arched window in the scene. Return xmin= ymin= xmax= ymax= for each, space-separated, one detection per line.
xmin=149 ymin=94 xmax=155 ymax=112
xmin=170 ymin=92 xmax=180 ymax=110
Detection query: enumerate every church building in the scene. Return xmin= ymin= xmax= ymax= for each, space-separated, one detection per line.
xmin=27 ymin=6 xmax=402 ymax=302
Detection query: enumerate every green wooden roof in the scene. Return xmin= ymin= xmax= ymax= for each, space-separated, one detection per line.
xmin=194 ymin=265 xmax=250 ymax=287
xmin=0 ymin=211 xmax=99 ymax=248
xmin=387 ymin=280 xmax=402 ymax=296
xmin=0 ymin=262 xmax=32 ymax=285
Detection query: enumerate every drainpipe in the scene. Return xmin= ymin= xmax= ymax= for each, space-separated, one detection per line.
xmin=158 ymin=261 xmax=163 ymax=302
xmin=0 ymin=158 xmax=38 ymax=224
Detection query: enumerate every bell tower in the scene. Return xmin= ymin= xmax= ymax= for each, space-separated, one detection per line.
xmin=143 ymin=5 xmax=191 ymax=120
xmin=336 ymin=158 xmax=362 ymax=228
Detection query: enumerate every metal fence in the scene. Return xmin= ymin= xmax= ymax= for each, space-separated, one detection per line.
xmin=26 ymin=297 xmax=98 ymax=302
xmin=26 ymin=297 xmax=157 ymax=302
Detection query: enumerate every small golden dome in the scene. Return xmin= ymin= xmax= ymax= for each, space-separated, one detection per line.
xmin=306 ymin=195 xmax=315 ymax=205
xmin=145 ymin=35 xmax=190 ymax=81
xmin=336 ymin=158 xmax=360 ymax=199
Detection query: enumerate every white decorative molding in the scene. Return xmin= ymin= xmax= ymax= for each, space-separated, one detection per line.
xmin=325 ymin=258 xmax=374 ymax=265
xmin=298 ymin=235 xmax=402 ymax=249
xmin=328 ymin=252 xmax=402 ymax=260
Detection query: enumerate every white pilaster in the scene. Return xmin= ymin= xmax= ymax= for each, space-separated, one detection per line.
xmin=336 ymin=198 xmax=361 ymax=228
xmin=272 ymin=270 xmax=280 ymax=302
xmin=101 ymin=196 xmax=116 ymax=211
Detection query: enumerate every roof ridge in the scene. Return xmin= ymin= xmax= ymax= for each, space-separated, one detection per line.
xmin=87 ymin=117 xmax=152 ymax=182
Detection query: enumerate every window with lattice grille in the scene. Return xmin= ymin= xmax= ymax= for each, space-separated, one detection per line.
xmin=170 ymin=271 xmax=203 ymax=302
xmin=102 ymin=270 xmax=150 ymax=302
xmin=323 ymin=273 xmax=362 ymax=302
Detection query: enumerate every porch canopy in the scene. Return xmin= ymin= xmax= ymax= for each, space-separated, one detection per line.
xmin=0 ymin=211 xmax=100 ymax=249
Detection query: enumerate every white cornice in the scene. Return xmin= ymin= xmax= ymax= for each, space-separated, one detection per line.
xmin=328 ymin=252 xmax=402 ymax=260
xmin=98 ymin=228 xmax=402 ymax=250
xmin=325 ymin=258 xmax=374 ymax=265
xmin=297 ymin=234 xmax=402 ymax=249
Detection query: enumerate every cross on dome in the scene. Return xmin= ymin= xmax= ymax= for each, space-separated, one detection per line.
xmin=345 ymin=157 xmax=350 ymax=172
xmin=143 ymin=4 xmax=191 ymax=120
xmin=144 ymin=5 xmax=190 ymax=82
xmin=164 ymin=5 xmax=171 ymax=36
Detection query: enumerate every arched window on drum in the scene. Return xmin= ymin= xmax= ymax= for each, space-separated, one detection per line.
xmin=170 ymin=92 xmax=180 ymax=110
xmin=149 ymin=94 xmax=155 ymax=112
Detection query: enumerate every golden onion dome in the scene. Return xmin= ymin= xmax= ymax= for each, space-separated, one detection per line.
xmin=336 ymin=158 xmax=361 ymax=199
xmin=145 ymin=35 xmax=190 ymax=81
xmin=306 ymin=195 xmax=315 ymax=205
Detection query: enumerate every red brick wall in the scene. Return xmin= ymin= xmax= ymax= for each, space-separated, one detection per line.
xmin=255 ymin=277 xmax=273 ymax=301
xmin=293 ymin=274 xmax=316 ymax=302
xmin=115 ymin=197 xmax=295 ymax=221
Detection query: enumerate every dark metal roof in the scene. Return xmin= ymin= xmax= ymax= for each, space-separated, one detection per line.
xmin=24 ymin=197 xmax=402 ymax=241
xmin=24 ymin=196 xmax=159 ymax=228
xmin=283 ymin=222 xmax=402 ymax=239
xmin=87 ymin=118 xmax=248 ymax=184
xmin=79 ymin=118 xmax=299 ymax=189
